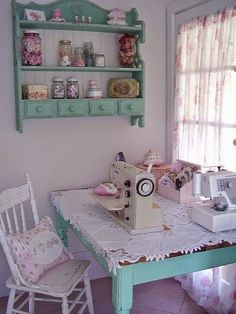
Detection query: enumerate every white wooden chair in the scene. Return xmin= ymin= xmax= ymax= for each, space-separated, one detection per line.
xmin=0 ymin=173 xmax=94 ymax=314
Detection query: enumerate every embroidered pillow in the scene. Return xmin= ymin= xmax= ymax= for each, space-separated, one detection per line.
xmin=7 ymin=216 xmax=72 ymax=284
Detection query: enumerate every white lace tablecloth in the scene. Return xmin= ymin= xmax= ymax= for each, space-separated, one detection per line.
xmin=51 ymin=189 xmax=236 ymax=274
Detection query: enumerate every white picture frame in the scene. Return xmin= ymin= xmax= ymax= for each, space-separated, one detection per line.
xmin=24 ymin=9 xmax=46 ymax=21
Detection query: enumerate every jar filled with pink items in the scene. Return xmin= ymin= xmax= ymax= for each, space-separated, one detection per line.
xmin=22 ymin=30 xmax=42 ymax=66
xmin=58 ymin=40 xmax=72 ymax=66
xmin=73 ymin=47 xmax=85 ymax=67
xmin=118 ymin=33 xmax=136 ymax=67
xmin=66 ymin=77 xmax=79 ymax=99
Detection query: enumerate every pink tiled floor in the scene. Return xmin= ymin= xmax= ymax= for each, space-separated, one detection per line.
xmin=0 ymin=277 xmax=207 ymax=314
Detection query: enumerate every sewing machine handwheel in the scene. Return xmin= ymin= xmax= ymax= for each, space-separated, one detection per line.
xmin=136 ymin=179 xmax=154 ymax=197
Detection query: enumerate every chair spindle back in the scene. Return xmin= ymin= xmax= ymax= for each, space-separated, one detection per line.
xmin=0 ymin=173 xmax=40 ymax=285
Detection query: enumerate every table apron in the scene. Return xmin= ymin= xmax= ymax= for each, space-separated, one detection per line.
xmin=131 ymin=245 xmax=236 ymax=285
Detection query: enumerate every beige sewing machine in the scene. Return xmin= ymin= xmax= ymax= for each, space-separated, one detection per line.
xmin=192 ymin=170 xmax=236 ymax=232
xmin=95 ymin=161 xmax=163 ymax=234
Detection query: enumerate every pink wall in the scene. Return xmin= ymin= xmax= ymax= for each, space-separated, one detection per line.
xmin=0 ymin=0 xmax=173 ymax=296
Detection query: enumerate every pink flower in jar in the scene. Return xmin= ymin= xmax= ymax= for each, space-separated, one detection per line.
xmin=35 ymin=55 xmax=42 ymax=65
xmin=28 ymin=55 xmax=35 ymax=65
xmin=36 ymin=44 xmax=41 ymax=52
xmin=26 ymin=43 xmax=34 ymax=53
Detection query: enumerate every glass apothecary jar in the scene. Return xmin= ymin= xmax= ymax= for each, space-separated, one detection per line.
xmin=118 ymin=34 xmax=136 ymax=67
xmin=51 ymin=77 xmax=65 ymax=99
xmin=66 ymin=77 xmax=79 ymax=99
xmin=83 ymin=42 xmax=94 ymax=67
xmin=95 ymin=53 xmax=105 ymax=67
xmin=73 ymin=47 xmax=85 ymax=67
xmin=22 ymin=30 xmax=42 ymax=66
xmin=58 ymin=40 xmax=72 ymax=66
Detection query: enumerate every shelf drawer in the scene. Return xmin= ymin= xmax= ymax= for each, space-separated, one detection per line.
xmin=58 ymin=100 xmax=88 ymax=117
xmin=25 ymin=101 xmax=54 ymax=118
xmin=89 ymin=100 xmax=117 ymax=116
xmin=118 ymin=99 xmax=144 ymax=115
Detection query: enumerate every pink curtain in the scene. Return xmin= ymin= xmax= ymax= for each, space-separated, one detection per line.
xmin=173 ymin=7 xmax=236 ymax=170
xmin=176 ymin=265 xmax=236 ymax=314
xmin=174 ymin=7 xmax=236 ymax=314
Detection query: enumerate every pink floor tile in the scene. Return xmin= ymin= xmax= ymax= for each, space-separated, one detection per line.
xmin=134 ymin=280 xmax=186 ymax=314
xmin=135 ymin=278 xmax=186 ymax=300
xmin=180 ymin=295 xmax=208 ymax=314
xmin=131 ymin=304 xmax=149 ymax=314
xmin=147 ymin=309 xmax=178 ymax=314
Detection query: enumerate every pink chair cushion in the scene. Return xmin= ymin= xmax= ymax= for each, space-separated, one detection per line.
xmin=7 ymin=216 xmax=71 ymax=284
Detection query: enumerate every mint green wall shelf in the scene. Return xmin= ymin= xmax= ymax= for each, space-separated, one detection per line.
xmin=12 ymin=0 xmax=145 ymax=132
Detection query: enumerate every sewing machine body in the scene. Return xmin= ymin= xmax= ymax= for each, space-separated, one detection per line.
xmin=192 ymin=171 xmax=236 ymax=232
xmin=96 ymin=161 xmax=163 ymax=234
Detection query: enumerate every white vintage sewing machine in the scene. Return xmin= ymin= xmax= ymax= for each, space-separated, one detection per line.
xmin=95 ymin=161 xmax=163 ymax=234
xmin=191 ymin=170 xmax=236 ymax=232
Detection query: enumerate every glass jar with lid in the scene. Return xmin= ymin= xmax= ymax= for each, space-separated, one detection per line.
xmin=22 ymin=30 xmax=42 ymax=66
xmin=83 ymin=42 xmax=94 ymax=67
xmin=51 ymin=77 xmax=65 ymax=99
xmin=73 ymin=47 xmax=85 ymax=67
xmin=58 ymin=40 xmax=72 ymax=66
xmin=118 ymin=34 xmax=136 ymax=67
xmin=95 ymin=53 xmax=105 ymax=67
xmin=66 ymin=77 xmax=79 ymax=99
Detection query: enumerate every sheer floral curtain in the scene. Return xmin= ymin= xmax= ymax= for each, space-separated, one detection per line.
xmin=176 ymin=265 xmax=236 ymax=314
xmin=173 ymin=7 xmax=236 ymax=170
xmin=173 ymin=7 xmax=236 ymax=314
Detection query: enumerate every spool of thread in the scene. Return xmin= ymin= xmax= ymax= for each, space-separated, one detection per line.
xmin=192 ymin=172 xmax=202 ymax=196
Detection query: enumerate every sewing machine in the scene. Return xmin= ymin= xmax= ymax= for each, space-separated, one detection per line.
xmin=191 ymin=170 xmax=236 ymax=232
xmin=95 ymin=161 xmax=163 ymax=234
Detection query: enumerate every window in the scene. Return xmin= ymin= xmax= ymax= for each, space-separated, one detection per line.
xmin=173 ymin=7 xmax=236 ymax=170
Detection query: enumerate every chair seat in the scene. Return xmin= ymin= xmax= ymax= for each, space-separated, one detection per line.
xmin=6 ymin=259 xmax=90 ymax=296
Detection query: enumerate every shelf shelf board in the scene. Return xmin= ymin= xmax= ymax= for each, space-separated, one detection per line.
xmin=21 ymin=98 xmax=144 ymax=103
xmin=19 ymin=20 xmax=143 ymax=35
xmin=21 ymin=66 xmax=143 ymax=73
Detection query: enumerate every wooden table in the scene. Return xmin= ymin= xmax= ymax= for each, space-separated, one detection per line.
xmin=52 ymin=191 xmax=236 ymax=314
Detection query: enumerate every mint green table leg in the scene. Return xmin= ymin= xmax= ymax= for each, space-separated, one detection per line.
xmin=56 ymin=211 xmax=69 ymax=247
xmin=112 ymin=266 xmax=134 ymax=314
